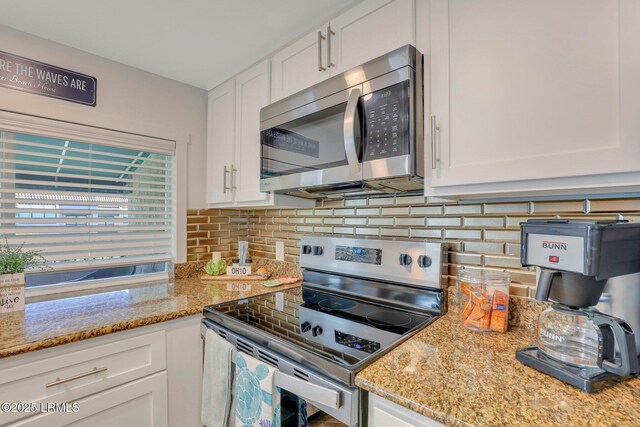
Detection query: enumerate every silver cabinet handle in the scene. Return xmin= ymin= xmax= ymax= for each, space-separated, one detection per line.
xmin=46 ymin=367 xmax=107 ymax=388
xmin=430 ymin=115 xmax=440 ymax=170
xmin=343 ymin=87 xmax=362 ymax=177
xmin=231 ymin=165 xmax=237 ymax=191
xmin=223 ymin=165 xmax=231 ymax=193
xmin=327 ymin=25 xmax=335 ymax=68
xmin=317 ymin=31 xmax=326 ymax=72
xmin=274 ymin=371 xmax=341 ymax=409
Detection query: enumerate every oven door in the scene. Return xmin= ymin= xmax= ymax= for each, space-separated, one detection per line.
xmin=260 ymin=85 xmax=363 ymax=196
xmin=201 ymin=318 xmax=360 ymax=426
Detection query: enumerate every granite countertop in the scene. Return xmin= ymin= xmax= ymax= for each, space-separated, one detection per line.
xmin=0 ymin=276 xmax=300 ymax=359
xmin=356 ymin=314 xmax=640 ymax=427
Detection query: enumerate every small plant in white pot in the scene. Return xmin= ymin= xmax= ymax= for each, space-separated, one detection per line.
xmin=0 ymin=240 xmax=46 ymax=313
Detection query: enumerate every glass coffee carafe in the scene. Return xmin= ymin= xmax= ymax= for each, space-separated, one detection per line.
xmin=537 ymin=305 xmax=601 ymax=368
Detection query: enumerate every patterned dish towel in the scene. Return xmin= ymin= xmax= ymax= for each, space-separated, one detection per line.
xmin=235 ymin=352 xmax=281 ymax=427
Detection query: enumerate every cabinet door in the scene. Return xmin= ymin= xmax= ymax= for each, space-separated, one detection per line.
xmin=429 ymin=0 xmax=640 ymax=190
xmin=206 ymin=80 xmax=235 ymax=204
xmin=271 ymin=27 xmax=330 ymax=102
xmin=368 ymin=394 xmax=445 ymax=427
xmin=233 ymin=60 xmax=270 ymax=203
xmin=329 ymin=0 xmax=414 ymax=75
xmin=9 ymin=372 xmax=168 ymax=427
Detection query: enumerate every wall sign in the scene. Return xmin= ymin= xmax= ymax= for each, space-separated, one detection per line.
xmin=0 ymin=50 xmax=97 ymax=106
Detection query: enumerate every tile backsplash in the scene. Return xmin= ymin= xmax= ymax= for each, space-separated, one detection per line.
xmin=187 ymin=196 xmax=640 ymax=298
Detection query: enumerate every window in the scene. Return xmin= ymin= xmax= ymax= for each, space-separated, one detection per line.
xmin=0 ymin=127 xmax=175 ymax=291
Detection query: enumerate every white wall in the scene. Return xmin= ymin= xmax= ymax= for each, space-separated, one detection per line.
xmin=0 ymin=24 xmax=208 ymax=209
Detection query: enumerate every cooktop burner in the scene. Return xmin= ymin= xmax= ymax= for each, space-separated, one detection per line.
xmin=318 ymin=298 xmax=357 ymax=311
xmin=366 ymin=311 xmax=413 ymax=327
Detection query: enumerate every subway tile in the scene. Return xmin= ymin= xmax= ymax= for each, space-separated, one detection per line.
xmin=395 ymin=217 xmax=425 ymax=226
xmin=381 ymin=207 xmax=410 ymax=216
xmin=323 ymin=217 xmax=343 ymax=225
xmin=314 ymin=209 xmax=334 ymax=216
xmin=425 ymin=197 xmax=457 ymax=205
xmin=483 ymin=203 xmax=530 ymax=214
xmin=187 ymin=216 xmax=209 ymax=224
xmin=380 ymin=228 xmax=409 ymax=237
xmin=345 ymin=218 xmax=367 ymax=225
xmin=287 ymin=217 xmax=305 ymax=224
xmin=395 ymin=195 xmax=426 ymax=205
xmin=445 ymin=229 xmax=482 ymax=240
xmin=355 ymin=227 xmax=380 ymax=236
xmin=333 ymin=208 xmax=355 ymax=216
xmin=410 ymin=206 xmax=443 ymax=215
xmin=313 ymin=226 xmax=333 ymax=233
xmin=321 ymin=199 xmax=345 ymax=208
xmin=295 ymin=225 xmax=313 ymax=233
xmin=305 ymin=217 xmax=323 ymax=224
xmin=448 ymin=252 xmax=483 ymax=266
xmin=505 ymin=216 xmax=534 ymax=228
xmin=463 ymin=241 xmax=504 ymax=254
xmin=484 ymin=230 xmax=521 ymax=241
xmin=483 ymin=255 xmax=523 ymax=269
xmin=532 ymin=201 xmax=585 ymax=214
xmin=367 ymin=197 xmax=396 ymax=206
xmin=280 ymin=209 xmax=297 ymax=216
xmin=428 ymin=217 xmax=461 ymax=227
xmin=356 ymin=208 xmax=380 ymax=216
xmin=368 ymin=217 xmax=394 ymax=226
xmin=410 ymin=228 xmax=443 ymax=238
xmin=344 ymin=198 xmax=368 ymax=207
xmin=588 ymin=199 xmax=640 ymax=212
xmin=506 ymin=269 xmax=537 ymax=285
xmin=444 ymin=205 xmax=482 ymax=215
xmin=509 ymin=284 xmax=531 ymax=297
xmin=333 ymin=227 xmax=354 ymax=235
xmin=463 ymin=217 xmax=504 ymax=227
xmin=296 ymin=209 xmax=314 ymax=216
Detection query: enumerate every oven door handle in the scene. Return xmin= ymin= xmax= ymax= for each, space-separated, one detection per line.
xmin=274 ymin=371 xmax=342 ymax=409
xmin=343 ymin=87 xmax=362 ymax=177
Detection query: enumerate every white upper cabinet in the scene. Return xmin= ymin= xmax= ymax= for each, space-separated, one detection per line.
xmin=206 ymin=80 xmax=235 ymax=205
xmin=207 ymin=61 xmax=312 ymax=208
xmin=233 ymin=61 xmax=270 ymax=203
xmin=271 ymin=27 xmax=330 ymax=102
xmin=329 ymin=0 xmax=414 ymax=74
xmin=427 ymin=0 xmax=640 ymax=197
xmin=270 ymin=0 xmax=414 ymax=102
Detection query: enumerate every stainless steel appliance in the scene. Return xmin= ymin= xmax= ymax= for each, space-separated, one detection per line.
xmin=202 ymin=236 xmax=444 ymax=426
xmin=260 ymin=45 xmax=424 ymax=199
xmin=516 ymin=219 xmax=640 ymax=392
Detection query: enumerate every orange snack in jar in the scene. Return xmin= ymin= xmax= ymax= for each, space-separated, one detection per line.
xmin=460 ymin=300 xmax=474 ymax=320
xmin=489 ymin=290 xmax=509 ymax=332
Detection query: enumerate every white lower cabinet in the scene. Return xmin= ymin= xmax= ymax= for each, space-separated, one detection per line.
xmin=0 ymin=315 xmax=202 ymax=427
xmin=9 ymin=372 xmax=168 ymax=427
xmin=368 ymin=393 xmax=445 ymax=427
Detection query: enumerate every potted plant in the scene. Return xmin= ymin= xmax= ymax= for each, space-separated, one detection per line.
xmin=0 ymin=240 xmax=46 ymax=313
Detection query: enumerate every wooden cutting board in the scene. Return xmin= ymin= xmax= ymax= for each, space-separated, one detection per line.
xmin=200 ymin=274 xmax=269 ymax=281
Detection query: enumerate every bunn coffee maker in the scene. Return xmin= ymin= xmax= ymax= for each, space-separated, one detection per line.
xmin=516 ymin=219 xmax=640 ymax=392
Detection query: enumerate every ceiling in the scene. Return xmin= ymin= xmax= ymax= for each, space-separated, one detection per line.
xmin=0 ymin=0 xmax=360 ymax=90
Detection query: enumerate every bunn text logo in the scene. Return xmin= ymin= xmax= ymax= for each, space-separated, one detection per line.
xmin=542 ymin=241 xmax=567 ymax=250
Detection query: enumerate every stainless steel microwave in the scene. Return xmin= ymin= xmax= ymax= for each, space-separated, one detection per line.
xmin=260 ymin=45 xmax=424 ymax=199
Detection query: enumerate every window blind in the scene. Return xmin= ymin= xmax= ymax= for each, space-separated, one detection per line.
xmin=0 ymin=129 xmax=175 ymax=272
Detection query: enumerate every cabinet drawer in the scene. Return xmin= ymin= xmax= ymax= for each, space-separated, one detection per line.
xmin=0 ymin=331 xmax=166 ymax=424
xmin=7 ymin=371 xmax=168 ymax=427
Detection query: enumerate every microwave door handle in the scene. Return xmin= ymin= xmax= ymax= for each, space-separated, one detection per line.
xmin=343 ymin=87 xmax=361 ymax=176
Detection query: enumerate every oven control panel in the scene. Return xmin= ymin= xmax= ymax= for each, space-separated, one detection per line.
xmin=363 ymin=81 xmax=409 ymax=160
xmin=300 ymin=236 xmax=443 ymax=289
xmin=335 ymin=331 xmax=381 ymax=354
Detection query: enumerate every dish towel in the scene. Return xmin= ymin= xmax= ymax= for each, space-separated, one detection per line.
xmin=234 ymin=352 xmax=281 ymax=427
xmin=202 ymin=328 xmax=236 ymax=427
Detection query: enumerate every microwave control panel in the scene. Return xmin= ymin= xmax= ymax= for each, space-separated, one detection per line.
xmin=363 ymin=81 xmax=409 ymax=160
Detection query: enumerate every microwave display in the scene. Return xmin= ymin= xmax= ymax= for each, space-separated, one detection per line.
xmin=362 ymin=81 xmax=409 ymax=161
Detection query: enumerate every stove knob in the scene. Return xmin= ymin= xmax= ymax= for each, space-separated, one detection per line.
xmin=302 ymin=245 xmax=312 ymax=255
xmin=312 ymin=326 xmax=323 ymax=337
xmin=399 ymin=253 xmax=412 ymax=266
xmin=301 ymin=322 xmax=312 ymax=333
xmin=312 ymin=246 xmax=324 ymax=256
xmin=418 ymin=255 xmax=432 ymax=268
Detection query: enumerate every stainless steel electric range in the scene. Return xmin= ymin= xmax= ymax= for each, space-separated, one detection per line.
xmin=202 ymin=236 xmax=445 ymax=426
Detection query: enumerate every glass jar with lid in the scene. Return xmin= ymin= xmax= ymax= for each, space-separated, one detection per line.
xmin=457 ymin=269 xmax=511 ymax=332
